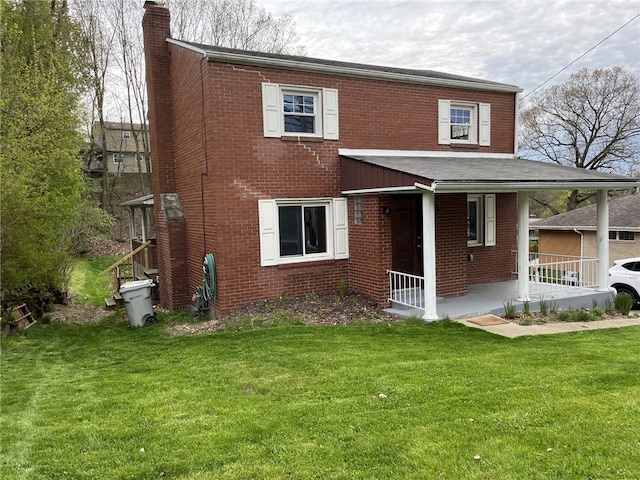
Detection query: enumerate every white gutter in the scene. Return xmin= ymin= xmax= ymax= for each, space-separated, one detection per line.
xmin=343 ymin=180 xmax=639 ymax=196
xmin=339 ymin=148 xmax=515 ymax=159
xmin=434 ymin=181 xmax=640 ymax=192
xmin=415 ymin=182 xmax=437 ymax=192
xmin=341 ymin=186 xmax=418 ymax=195
xmin=168 ymin=39 xmax=522 ymax=94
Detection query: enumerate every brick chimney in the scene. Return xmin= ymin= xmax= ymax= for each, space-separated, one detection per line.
xmin=142 ymin=2 xmax=191 ymax=310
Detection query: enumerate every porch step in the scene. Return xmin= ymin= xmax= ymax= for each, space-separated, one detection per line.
xmin=104 ymin=292 xmax=124 ymax=310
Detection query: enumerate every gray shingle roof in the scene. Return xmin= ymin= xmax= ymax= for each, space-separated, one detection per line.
xmin=170 ymin=39 xmax=522 ymax=93
xmin=534 ymin=192 xmax=640 ymax=231
xmin=342 ymin=154 xmax=638 ymax=191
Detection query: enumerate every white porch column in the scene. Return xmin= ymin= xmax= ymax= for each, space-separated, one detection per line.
xmin=517 ymin=191 xmax=530 ymax=301
xmin=596 ymin=189 xmax=610 ymax=291
xmin=422 ymin=190 xmax=438 ymax=321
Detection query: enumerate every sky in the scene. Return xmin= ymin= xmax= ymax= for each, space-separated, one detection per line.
xmin=259 ymin=0 xmax=640 ymax=99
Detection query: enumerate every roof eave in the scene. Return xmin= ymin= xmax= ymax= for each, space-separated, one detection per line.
xmin=434 ymin=181 xmax=640 ymax=193
xmin=167 ymin=38 xmax=522 ymax=93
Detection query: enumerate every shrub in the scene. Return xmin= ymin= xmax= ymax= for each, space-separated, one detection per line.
xmin=614 ymin=293 xmax=634 ymax=316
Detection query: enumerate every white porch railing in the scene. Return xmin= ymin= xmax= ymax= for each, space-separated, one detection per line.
xmin=517 ymin=252 xmax=599 ymax=295
xmin=388 ymin=270 xmax=425 ymax=309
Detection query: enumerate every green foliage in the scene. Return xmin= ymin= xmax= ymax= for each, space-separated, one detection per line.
xmin=522 ymin=300 xmax=530 ymax=316
xmin=1 ymin=1 xmax=90 ymax=295
xmin=337 ymin=277 xmax=347 ymax=299
xmin=605 ymin=295 xmax=616 ymax=314
xmin=614 ymin=293 xmax=635 ymax=316
xmin=503 ymin=300 xmax=516 ymax=319
xmin=539 ymin=297 xmax=549 ymax=316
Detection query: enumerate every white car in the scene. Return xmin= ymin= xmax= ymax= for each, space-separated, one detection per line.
xmin=608 ymin=257 xmax=640 ymax=306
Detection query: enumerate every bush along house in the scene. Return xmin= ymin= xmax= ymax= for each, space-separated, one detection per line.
xmin=142 ymin=2 xmax=640 ymax=320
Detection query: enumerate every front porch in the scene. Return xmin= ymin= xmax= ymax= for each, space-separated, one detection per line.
xmin=386 ymin=280 xmax=614 ymax=320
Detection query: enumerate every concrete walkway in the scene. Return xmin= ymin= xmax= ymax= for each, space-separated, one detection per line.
xmin=457 ymin=315 xmax=640 ymax=338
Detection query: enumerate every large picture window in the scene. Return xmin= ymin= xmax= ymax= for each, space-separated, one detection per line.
xmin=258 ymin=198 xmax=348 ymax=266
xmin=278 ymin=205 xmax=327 ymax=257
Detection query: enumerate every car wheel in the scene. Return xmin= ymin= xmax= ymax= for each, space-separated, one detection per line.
xmin=615 ymin=286 xmax=640 ymax=307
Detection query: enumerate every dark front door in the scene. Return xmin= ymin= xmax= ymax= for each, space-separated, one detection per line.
xmin=391 ymin=195 xmax=423 ymax=275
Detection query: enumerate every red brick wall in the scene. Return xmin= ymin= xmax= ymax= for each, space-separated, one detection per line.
xmin=347 ymin=195 xmax=392 ymax=306
xmin=144 ymin=4 xmax=519 ymax=313
xmin=435 ymin=194 xmax=469 ymax=297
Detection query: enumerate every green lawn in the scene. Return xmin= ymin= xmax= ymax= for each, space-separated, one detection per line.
xmin=68 ymin=256 xmax=119 ymax=306
xmin=2 ymin=316 xmax=639 ymax=479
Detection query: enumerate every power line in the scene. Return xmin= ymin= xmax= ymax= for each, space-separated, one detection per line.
xmin=522 ymin=12 xmax=640 ymax=99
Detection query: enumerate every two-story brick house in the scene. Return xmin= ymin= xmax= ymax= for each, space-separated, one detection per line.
xmin=142 ymin=2 xmax=639 ymax=319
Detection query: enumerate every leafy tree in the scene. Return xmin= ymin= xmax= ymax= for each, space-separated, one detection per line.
xmin=520 ymin=67 xmax=640 ymax=211
xmin=0 ymin=1 xmax=100 ymax=299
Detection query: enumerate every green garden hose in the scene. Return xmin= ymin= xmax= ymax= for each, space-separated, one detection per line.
xmin=203 ymin=253 xmax=216 ymax=302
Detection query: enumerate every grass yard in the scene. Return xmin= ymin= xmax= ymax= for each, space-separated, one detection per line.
xmin=68 ymin=256 xmax=119 ymax=306
xmin=2 ymin=314 xmax=639 ymax=479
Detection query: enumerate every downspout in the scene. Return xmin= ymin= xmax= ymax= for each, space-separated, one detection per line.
xmin=573 ymin=228 xmax=583 ymax=257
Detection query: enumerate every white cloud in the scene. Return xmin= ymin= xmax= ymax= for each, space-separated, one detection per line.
xmin=261 ymin=0 xmax=640 ymax=95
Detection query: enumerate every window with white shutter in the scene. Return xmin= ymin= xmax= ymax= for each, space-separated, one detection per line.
xmin=438 ymin=100 xmax=491 ymax=146
xmin=258 ymin=198 xmax=349 ymax=266
xmin=262 ymin=83 xmax=339 ymax=140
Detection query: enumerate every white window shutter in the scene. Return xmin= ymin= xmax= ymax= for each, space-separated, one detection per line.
xmin=258 ymin=200 xmax=278 ymax=266
xmin=322 ymin=88 xmax=339 ymax=140
xmin=484 ymin=194 xmax=496 ymax=246
xmin=262 ymin=83 xmax=281 ymax=138
xmin=479 ymin=103 xmax=491 ymax=146
xmin=333 ymin=198 xmax=349 ymax=259
xmin=438 ymin=99 xmax=451 ymax=145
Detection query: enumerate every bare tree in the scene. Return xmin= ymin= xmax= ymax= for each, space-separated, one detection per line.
xmin=73 ymin=0 xmax=116 ymax=208
xmin=166 ymin=0 xmax=304 ymax=54
xmin=520 ymin=67 xmax=640 ymax=210
xmin=110 ymin=0 xmax=151 ymax=191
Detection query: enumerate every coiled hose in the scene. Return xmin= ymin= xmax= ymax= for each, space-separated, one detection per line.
xmin=202 ymin=253 xmax=216 ymax=302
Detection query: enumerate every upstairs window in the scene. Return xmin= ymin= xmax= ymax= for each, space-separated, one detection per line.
xmin=450 ymin=107 xmax=472 ymax=140
xmin=439 ymin=100 xmax=490 ymax=146
xmin=262 ymin=83 xmax=339 ymax=140
xmin=283 ymin=92 xmax=317 ymax=134
xmin=112 ymin=153 xmax=124 ymax=164
xmin=122 ymin=130 xmax=131 ymax=139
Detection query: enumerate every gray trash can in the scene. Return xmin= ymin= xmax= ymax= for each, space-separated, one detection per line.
xmin=119 ymin=279 xmax=156 ymax=327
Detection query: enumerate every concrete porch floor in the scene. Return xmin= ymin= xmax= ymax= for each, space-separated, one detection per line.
xmin=386 ymin=280 xmax=615 ymax=320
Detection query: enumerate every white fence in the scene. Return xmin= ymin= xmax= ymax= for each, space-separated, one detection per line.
xmin=388 ymin=270 xmax=425 ymax=309
xmin=521 ymin=252 xmax=599 ymax=295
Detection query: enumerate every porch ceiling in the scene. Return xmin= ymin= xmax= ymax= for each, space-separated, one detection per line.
xmin=340 ymin=150 xmax=640 ymax=194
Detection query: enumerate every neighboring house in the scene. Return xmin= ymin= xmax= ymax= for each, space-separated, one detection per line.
xmin=85 ymin=121 xmax=150 ymax=175
xmin=535 ymin=192 xmax=640 ymax=264
xmin=142 ymin=2 xmax=639 ymax=319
